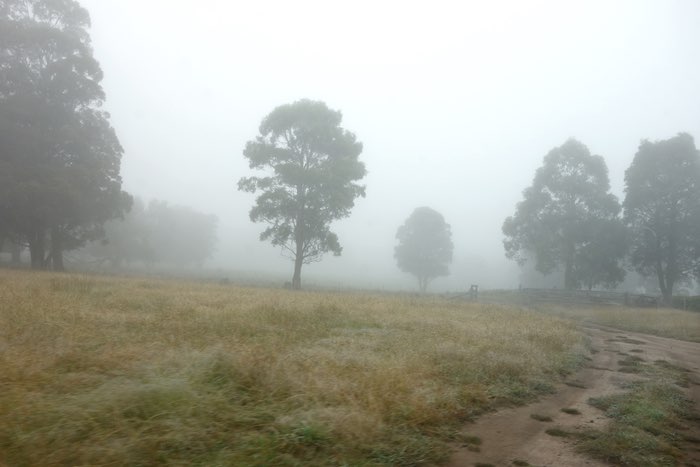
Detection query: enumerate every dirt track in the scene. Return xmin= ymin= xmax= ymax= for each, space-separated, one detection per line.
xmin=447 ymin=325 xmax=700 ymax=467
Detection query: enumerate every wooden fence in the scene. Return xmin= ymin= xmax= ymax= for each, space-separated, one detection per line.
xmin=519 ymin=288 xmax=659 ymax=307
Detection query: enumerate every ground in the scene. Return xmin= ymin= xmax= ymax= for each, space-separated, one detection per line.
xmin=447 ymin=325 xmax=700 ymax=467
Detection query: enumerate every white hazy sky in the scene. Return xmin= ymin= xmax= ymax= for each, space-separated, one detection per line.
xmin=80 ymin=0 xmax=700 ymax=290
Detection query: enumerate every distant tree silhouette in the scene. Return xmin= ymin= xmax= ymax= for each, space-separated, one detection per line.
xmin=83 ymin=198 xmax=218 ymax=268
xmin=0 ymin=0 xmax=129 ymax=269
xmin=503 ymin=139 xmax=626 ymax=289
xmin=624 ymin=133 xmax=700 ymax=304
xmin=395 ymin=207 xmax=453 ymax=293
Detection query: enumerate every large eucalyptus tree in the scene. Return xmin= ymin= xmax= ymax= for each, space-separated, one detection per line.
xmin=0 ymin=0 xmax=129 ymax=269
xmin=238 ymin=99 xmax=366 ymax=289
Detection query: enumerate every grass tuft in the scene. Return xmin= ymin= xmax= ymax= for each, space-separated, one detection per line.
xmin=545 ymin=427 xmax=570 ymax=437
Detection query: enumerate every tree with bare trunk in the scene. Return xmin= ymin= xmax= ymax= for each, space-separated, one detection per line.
xmin=238 ymin=99 xmax=366 ymax=289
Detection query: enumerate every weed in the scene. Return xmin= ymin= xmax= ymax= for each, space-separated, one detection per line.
xmin=460 ymin=434 xmax=482 ymax=446
xmin=545 ymin=427 xmax=570 ymax=437
xmin=530 ymin=413 xmax=553 ymax=422
xmin=561 ymin=408 xmax=581 ymax=415
xmin=653 ymin=359 xmax=690 ymax=373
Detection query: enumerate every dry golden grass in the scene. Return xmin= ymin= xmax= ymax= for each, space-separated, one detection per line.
xmin=0 ymin=270 xmax=585 ymax=466
xmin=538 ymin=305 xmax=700 ymax=342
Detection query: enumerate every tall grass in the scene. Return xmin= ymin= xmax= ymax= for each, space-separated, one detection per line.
xmin=537 ymin=305 xmax=700 ymax=342
xmin=0 ymin=271 xmax=585 ymax=465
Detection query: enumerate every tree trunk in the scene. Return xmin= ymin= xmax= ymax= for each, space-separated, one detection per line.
xmin=50 ymin=226 xmax=65 ymax=271
xmin=664 ymin=218 xmax=678 ymax=307
xmin=292 ymin=206 xmax=305 ymax=290
xmin=11 ymin=241 xmax=21 ymax=265
xmin=564 ymin=243 xmax=576 ymax=290
xmin=292 ymin=254 xmax=303 ymax=290
xmin=28 ymin=230 xmax=46 ymax=269
xmin=418 ymin=276 xmax=428 ymax=293
xmin=292 ymin=231 xmax=303 ymax=290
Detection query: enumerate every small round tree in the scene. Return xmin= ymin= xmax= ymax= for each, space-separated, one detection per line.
xmin=395 ymin=207 xmax=453 ymax=292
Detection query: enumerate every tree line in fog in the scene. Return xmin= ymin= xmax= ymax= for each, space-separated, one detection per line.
xmin=1 ymin=1 xmax=699 ymax=303
xmin=504 ymin=134 xmax=700 ymax=304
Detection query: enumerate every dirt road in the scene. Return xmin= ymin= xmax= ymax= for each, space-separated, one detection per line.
xmin=447 ymin=325 xmax=700 ymax=467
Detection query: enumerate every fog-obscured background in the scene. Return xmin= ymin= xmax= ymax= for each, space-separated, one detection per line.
xmin=79 ymin=0 xmax=700 ymax=290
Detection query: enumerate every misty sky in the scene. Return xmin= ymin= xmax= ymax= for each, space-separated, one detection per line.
xmin=79 ymin=0 xmax=700 ymax=290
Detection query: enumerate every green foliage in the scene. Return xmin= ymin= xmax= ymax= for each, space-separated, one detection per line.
xmin=624 ymin=133 xmax=700 ymax=304
xmin=0 ymin=0 xmax=128 ymax=269
xmin=238 ymin=99 xmax=366 ymax=288
xmin=394 ymin=207 xmax=453 ymax=292
xmin=503 ymin=139 xmax=626 ymax=289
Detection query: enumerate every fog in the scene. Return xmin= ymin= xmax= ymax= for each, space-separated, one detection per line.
xmin=79 ymin=0 xmax=700 ymax=290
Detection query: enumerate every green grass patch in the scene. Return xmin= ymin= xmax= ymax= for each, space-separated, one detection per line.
xmin=580 ymin=380 xmax=695 ymax=466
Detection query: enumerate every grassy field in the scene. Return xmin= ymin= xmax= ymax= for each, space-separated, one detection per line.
xmin=479 ymin=290 xmax=700 ymax=342
xmin=0 ymin=270 xmax=586 ymax=466
xmin=537 ymin=305 xmax=700 ymax=342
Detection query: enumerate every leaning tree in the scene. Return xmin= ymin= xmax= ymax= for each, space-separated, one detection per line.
xmin=624 ymin=133 xmax=700 ymax=304
xmin=238 ymin=99 xmax=366 ymax=289
xmin=503 ymin=139 xmax=626 ymax=289
xmin=394 ymin=206 xmax=453 ymax=293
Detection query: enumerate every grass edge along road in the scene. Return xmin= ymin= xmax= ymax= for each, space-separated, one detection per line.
xmin=1 ymin=270 xmax=586 ymax=466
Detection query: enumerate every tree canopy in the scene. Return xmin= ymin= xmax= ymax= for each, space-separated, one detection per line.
xmin=0 ymin=0 xmax=128 ymax=269
xmin=238 ymin=99 xmax=366 ymax=289
xmin=395 ymin=207 xmax=453 ymax=293
xmin=502 ymin=139 xmax=626 ymax=289
xmin=623 ymin=133 xmax=700 ymax=304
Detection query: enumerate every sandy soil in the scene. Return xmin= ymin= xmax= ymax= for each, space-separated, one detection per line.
xmin=446 ymin=325 xmax=700 ymax=467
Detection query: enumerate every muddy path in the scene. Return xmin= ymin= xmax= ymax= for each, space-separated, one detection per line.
xmin=446 ymin=325 xmax=700 ymax=467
